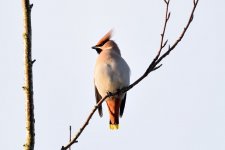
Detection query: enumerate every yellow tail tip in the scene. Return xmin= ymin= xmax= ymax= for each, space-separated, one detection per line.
xmin=109 ymin=124 xmax=119 ymax=130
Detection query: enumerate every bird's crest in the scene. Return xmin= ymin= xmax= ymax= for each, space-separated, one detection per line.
xmin=96 ymin=29 xmax=113 ymax=46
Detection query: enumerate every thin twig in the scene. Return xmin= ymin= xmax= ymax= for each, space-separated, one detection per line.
xmin=69 ymin=126 xmax=72 ymax=150
xmin=156 ymin=0 xmax=170 ymax=62
xmin=22 ymin=0 xmax=35 ymax=150
xmin=61 ymin=0 xmax=199 ymax=149
xmin=155 ymin=0 xmax=199 ymax=65
xmin=61 ymin=96 xmax=108 ymax=150
xmin=152 ymin=64 xmax=163 ymax=71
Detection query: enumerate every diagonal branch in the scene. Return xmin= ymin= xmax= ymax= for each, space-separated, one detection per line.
xmin=61 ymin=0 xmax=199 ymax=149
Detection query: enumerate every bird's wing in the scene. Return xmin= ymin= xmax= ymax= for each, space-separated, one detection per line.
xmin=119 ymin=93 xmax=127 ymax=117
xmin=95 ymin=85 xmax=103 ymax=117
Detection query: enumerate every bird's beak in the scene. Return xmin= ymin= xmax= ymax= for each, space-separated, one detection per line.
xmin=92 ymin=45 xmax=102 ymax=54
xmin=92 ymin=45 xmax=100 ymax=49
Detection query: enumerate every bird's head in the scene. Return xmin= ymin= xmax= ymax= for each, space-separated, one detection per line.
xmin=92 ymin=29 xmax=121 ymax=55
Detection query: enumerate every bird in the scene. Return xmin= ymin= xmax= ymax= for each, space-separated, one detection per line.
xmin=92 ymin=30 xmax=130 ymax=130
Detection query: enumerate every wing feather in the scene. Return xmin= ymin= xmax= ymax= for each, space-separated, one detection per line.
xmin=95 ymin=86 xmax=103 ymax=117
xmin=119 ymin=94 xmax=127 ymax=117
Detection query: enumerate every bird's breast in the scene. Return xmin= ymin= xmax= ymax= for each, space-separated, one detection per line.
xmin=94 ymin=54 xmax=130 ymax=97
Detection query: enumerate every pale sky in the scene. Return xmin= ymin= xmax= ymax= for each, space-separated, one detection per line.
xmin=0 ymin=0 xmax=225 ymax=150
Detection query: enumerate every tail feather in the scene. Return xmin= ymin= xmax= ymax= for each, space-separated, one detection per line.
xmin=109 ymin=124 xmax=119 ymax=130
xmin=106 ymin=98 xmax=121 ymax=130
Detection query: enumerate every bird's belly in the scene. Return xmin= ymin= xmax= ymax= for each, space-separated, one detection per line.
xmin=94 ymin=62 xmax=129 ymax=97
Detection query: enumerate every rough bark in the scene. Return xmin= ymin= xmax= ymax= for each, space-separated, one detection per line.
xmin=22 ymin=0 xmax=35 ymax=150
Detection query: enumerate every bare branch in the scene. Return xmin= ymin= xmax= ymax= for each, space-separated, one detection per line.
xmin=31 ymin=59 xmax=36 ymax=65
xmin=61 ymin=0 xmax=199 ymax=149
xmin=69 ymin=126 xmax=72 ymax=150
xmin=61 ymin=96 xmax=109 ymax=150
xmin=152 ymin=64 xmax=163 ymax=71
xmin=158 ymin=0 xmax=170 ymax=58
xmin=155 ymin=0 xmax=199 ymax=65
xmin=22 ymin=0 xmax=35 ymax=150
xmin=162 ymin=40 xmax=168 ymax=49
xmin=164 ymin=0 xmax=170 ymax=5
xmin=30 ymin=3 xmax=33 ymax=9
xmin=167 ymin=12 xmax=171 ymax=20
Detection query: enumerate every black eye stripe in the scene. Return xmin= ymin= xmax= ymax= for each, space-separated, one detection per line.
xmin=96 ymin=49 xmax=102 ymax=54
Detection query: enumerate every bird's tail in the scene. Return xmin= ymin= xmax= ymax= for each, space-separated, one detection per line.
xmin=106 ymin=98 xmax=121 ymax=130
xmin=109 ymin=123 xmax=119 ymax=130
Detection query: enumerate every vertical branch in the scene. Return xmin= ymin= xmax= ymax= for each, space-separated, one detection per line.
xmin=22 ymin=0 xmax=35 ymax=150
xmin=69 ymin=126 xmax=72 ymax=150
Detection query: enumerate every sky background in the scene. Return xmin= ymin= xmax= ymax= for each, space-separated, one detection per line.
xmin=0 ymin=0 xmax=225 ymax=150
